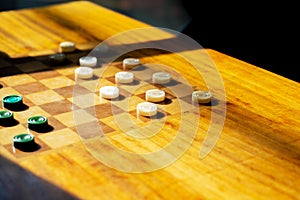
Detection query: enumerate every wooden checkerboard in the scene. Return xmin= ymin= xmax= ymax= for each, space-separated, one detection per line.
xmin=0 ymin=48 xmax=207 ymax=160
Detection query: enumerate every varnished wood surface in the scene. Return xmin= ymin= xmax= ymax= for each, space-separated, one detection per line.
xmin=0 ymin=0 xmax=151 ymax=58
xmin=1 ymin=1 xmax=300 ymax=200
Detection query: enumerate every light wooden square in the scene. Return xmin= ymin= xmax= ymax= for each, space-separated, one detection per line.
xmin=69 ymin=93 xmax=107 ymax=108
xmin=0 ymin=74 xmax=36 ymax=86
xmin=38 ymin=128 xmax=81 ymax=149
xmin=25 ymin=90 xmax=64 ymax=105
xmin=55 ymin=66 xmax=78 ymax=76
xmin=0 ymin=87 xmax=21 ymax=100
xmin=39 ymin=76 xmax=75 ymax=89
xmin=161 ymin=98 xmax=194 ymax=115
xmin=96 ymin=65 xmax=121 ymax=78
xmin=54 ymin=109 xmax=95 ymax=127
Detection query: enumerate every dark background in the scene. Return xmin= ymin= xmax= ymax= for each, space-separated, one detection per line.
xmin=181 ymin=2 xmax=300 ymax=83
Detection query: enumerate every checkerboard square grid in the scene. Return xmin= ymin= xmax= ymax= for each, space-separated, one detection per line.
xmin=0 ymin=49 xmax=199 ymax=160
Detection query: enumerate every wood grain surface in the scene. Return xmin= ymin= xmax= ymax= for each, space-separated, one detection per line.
xmin=0 ymin=1 xmax=300 ymax=200
xmin=0 ymin=0 xmax=151 ymax=58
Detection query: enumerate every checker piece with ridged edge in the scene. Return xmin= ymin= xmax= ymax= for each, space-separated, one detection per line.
xmin=115 ymin=71 xmax=134 ymax=84
xmin=2 ymin=95 xmax=23 ymax=110
xmin=123 ymin=58 xmax=140 ymax=70
xmin=59 ymin=41 xmax=76 ymax=53
xmin=75 ymin=66 xmax=94 ymax=80
xmin=79 ymin=56 xmax=97 ymax=67
xmin=146 ymin=89 xmax=165 ymax=103
xmin=28 ymin=116 xmax=48 ymax=131
xmin=152 ymin=71 xmax=171 ymax=84
xmin=0 ymin=110 xmax=14 ymax=125
xmin=13 ymin=133 xmax=35 ymax=149
xmin=100 ymin=86 xmax=120 ymax=99
xmin=192 ymin=90 xmax=212 ymax=104
xmin=137 ymin=102 xmax=158 ymax=117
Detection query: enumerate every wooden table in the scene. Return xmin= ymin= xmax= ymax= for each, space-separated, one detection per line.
xmin=1 ymin=1 xmax=300 ymax=200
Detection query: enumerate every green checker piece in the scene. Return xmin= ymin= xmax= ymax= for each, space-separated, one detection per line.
xmin=0 ymin=110 xmax=13 ymax=120
xmin=2 ymin=95 xmax=23 ymax=109
xmin=13 ymin=133 xmax=34 ymax=143
xmin=28 ymin=116 xmax=48 ymax=130
xmin=28 ymin=116 xmax=48 ymax=125
xmin=0 ymin=110 xmax=16 ymax=126
xmin=13 ymin=133 xmax=35 ymax=149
